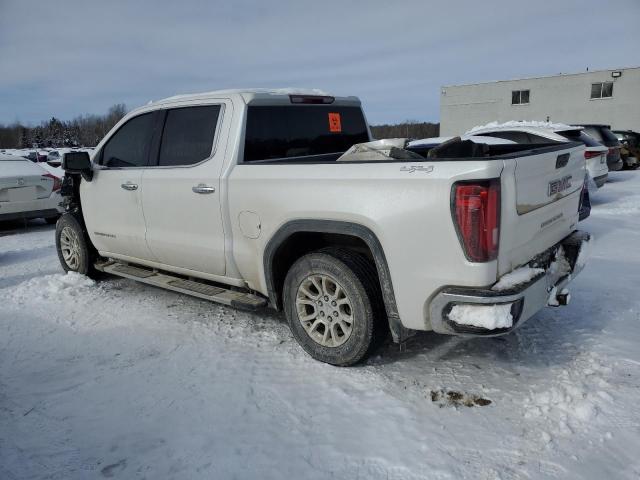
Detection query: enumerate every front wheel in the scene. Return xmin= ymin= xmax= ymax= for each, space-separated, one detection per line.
xmin=283 ymin=248 xmax=385 ymax=366
xmin=55 ymin=214 xmax=98 ymax=277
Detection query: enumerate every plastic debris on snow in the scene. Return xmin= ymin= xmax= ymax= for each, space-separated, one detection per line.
xmin=448 ymin=303 xmax=513 ymax=329
xmin=492 ymin=266 xmax=545 ymax=291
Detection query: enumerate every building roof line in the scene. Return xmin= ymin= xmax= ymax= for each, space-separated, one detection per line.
xmin=442 ymin=66 xmax=640 ymax=89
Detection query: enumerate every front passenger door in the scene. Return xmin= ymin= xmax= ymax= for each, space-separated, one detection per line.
xmin=81 ymin=111 xmax=159 ymax=261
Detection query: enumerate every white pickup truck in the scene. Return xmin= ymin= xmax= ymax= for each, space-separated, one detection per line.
xmin=57 ymin=89 xmax=591 ymax=366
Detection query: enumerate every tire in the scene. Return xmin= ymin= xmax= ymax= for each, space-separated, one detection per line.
xmin=283 ymin=247 xmax=385 ymax=366
xmin=55 ymin=213 xmax=98 ymax=278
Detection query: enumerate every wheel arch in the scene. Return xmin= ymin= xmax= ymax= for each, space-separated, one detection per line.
xmin=263 ymin=219 xmax=410 ymax=342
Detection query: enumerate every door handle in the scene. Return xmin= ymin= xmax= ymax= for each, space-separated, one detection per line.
xmin=192 ymin=184 xmax=216 ymax=194
xmin=121 ymin=182 xmax=138 ymax=191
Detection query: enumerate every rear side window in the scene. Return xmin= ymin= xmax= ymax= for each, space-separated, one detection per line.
xmin=158 ymin=105 xmax=221 ymax=166
xmin=243 ymin=105 xmax=369 ymax=162
xmin=102 ymin=112 xmax=156 ymax=168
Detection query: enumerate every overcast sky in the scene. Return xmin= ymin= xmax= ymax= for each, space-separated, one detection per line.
xmin=1 ymin=0 xmax=639 ymax=125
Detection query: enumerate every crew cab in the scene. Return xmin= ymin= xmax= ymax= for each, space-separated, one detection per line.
xmin=56 ymin=89 xmax=591 ymax=366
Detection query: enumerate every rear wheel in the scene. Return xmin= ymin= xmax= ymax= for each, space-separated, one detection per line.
xmin=283 ymin=248 xmax=385 ymax=366
xmin=55 ymin=214 xmax=98 ymax=277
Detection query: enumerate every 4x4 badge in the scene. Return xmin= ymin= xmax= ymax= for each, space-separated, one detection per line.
xmin=400 ymin=165 xmax=434 ymax=174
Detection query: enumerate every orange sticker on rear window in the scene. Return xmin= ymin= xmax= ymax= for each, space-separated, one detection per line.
xmin=328 ymin=112 xmax=342 ymax=133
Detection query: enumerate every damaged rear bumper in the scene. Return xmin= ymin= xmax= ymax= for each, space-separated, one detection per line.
xmin=428 ymin=230 xmax=591 ymax=337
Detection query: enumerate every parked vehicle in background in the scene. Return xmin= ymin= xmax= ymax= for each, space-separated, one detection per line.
xmin=47 ymin=150 xmax=62 ymax=166
xmin=24 ymin=151 xmax=38 ymax=162
xmin=578 ymin=124 xmax=624 ymax=171
xmin=612 ymin=130 xmax=640 ymax=170
xmin=22 ymin=150 xmax=49 ymax=163
xmin=0 ymin=154 xmax=63 ymax=223
xmin=463 ymin=121 xmax=609 ymax=188
xmin=56 ymin=89 xmax=590 ymax=366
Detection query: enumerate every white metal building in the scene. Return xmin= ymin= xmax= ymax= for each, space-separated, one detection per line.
xmin=440 ymin=67 xmax=640 ymax=135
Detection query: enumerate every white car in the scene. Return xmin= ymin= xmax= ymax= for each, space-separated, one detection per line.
xmin=55 ymin=89 xmax=590 ymax=366
xmin=0 ymin=154 xmax=63 ymax=223
xmin=465 ymin=121 xmax=609 ymax=188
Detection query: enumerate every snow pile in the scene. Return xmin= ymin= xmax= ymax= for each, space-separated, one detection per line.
xmin=448 ymin=303 xmax=513 ymax=329
xmin=10 ymin=272 xmax=95 ymax=303
xmin=525 ymin=384 xmax=599 ymax=426
xmin=466 ymin=120 xmax=580 ymax=135
xmin=492 ymin=266 xmax=545 ymax=291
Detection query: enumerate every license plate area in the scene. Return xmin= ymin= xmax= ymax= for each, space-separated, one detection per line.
xmin=7 ymin=186 xmax=37 ymax=202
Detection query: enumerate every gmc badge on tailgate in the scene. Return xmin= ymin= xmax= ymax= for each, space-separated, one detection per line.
xmin=548 ymin=175 xmax=572 ymax=196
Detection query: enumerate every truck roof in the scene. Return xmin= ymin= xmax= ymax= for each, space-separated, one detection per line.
xmin=151 ymin=88 xmax=361 ymax=107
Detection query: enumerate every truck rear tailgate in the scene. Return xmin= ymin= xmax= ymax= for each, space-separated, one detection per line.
xmin=498 ymin=143 xmax=585 ymax=275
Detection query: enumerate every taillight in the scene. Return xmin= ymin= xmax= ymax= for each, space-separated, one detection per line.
xmin=584 ymin=151 xmax=601 ymax=159
xmin=452 ymin=179 xmax=501 ymax=262
xmin=578 ymin=176 xmax=591 ymax=220
xmin=43 ymin=173 xmax=62 ymax=192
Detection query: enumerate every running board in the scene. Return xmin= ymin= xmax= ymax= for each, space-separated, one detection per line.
xmin=99 ymin=262 xmax=267 ymax=311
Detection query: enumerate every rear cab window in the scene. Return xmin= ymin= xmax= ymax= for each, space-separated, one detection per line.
xmin=243 ymin=105 xmax=369 ymax=163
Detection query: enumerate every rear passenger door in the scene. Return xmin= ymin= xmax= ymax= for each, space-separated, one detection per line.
xmin=141 ymin=102 xmax=229 ymax=276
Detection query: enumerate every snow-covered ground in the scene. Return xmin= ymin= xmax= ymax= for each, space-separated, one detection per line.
xmin=1 ymin=172 xmax=639 ymax=479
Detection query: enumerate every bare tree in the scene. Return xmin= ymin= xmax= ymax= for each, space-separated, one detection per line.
xmin=370 ymin=121 xmax=439 ymax=140
xmin=0 ymin=104 xmax=128 ymax=149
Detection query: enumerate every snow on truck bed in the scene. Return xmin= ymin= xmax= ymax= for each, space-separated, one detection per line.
xmin=2 ymin=172 xmax=640 ymax=479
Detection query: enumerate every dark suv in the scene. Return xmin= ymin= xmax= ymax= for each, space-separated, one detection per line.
xmin=578 ymin=124 xmax=623 ymax=171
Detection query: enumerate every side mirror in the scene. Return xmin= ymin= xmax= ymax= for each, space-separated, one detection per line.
xmin=62 ymin=151 xmax=93 ymax=181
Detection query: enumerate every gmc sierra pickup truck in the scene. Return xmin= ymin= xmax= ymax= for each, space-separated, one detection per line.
xmin=57 ymin=89 xmax=591 ymax=366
